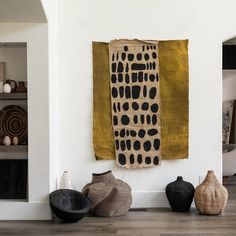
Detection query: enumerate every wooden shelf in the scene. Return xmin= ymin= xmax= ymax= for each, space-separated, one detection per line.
xmin=0 ymin=145 xmax=28 ymax=160
xmin=0 ymin=199 xmax=27 ymax=202
xmin=0 ymin=93 xmax=27 ymax=100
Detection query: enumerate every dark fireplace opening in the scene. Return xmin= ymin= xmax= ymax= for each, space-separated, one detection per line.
xmin=0 ymin=160 xmax=27 ymax=199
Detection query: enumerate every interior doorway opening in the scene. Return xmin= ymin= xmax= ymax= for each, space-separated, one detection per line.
xmin=222 ymin=37 xmax=236 ymax=185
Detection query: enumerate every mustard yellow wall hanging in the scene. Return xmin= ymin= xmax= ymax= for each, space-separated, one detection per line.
xmin=93 ymin=39 xmax=189 ymax=166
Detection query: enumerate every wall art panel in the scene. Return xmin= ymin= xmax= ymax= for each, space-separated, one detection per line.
xmin=108 ymin=40 xmax=161 ymax=168
xmin=93 ymin=42 xmax=115 ymax=160
xmin=159 ymin=40 xmax=189 ymax=159
xmin=92 ymin=40 xmax=189 ymax=163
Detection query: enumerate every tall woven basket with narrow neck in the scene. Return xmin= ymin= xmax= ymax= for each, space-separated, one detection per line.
xmin=194 ymin=170 xmax=228 ymax=215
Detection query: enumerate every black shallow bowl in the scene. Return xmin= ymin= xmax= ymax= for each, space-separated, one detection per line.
xmin=49 ymin=189 xmax=90 ymax=223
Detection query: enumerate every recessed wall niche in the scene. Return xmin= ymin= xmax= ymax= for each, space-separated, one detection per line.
xmin=0 ymin=42 xmax=28 ymax=200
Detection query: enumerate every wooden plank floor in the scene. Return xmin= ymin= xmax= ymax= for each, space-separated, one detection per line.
xmin=1 ymin=177 xmax=236 ymax=236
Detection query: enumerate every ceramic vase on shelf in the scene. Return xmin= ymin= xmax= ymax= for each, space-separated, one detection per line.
xmin=2 ymin=136 xmax=11 ymax=146
xmin=16 ymin=81 xmax=27 ymax=93
xmin=194 ymin=170 xmax=228 ymax=215
xmin=59 ymin=171 xmax=75 ymax=190
xmin=12 ymin=137 xmax=19 ymax=145
xmin=166 ymin=176 xmax=195 ymax=212
xmin=3 ymin=83 xmax=11 ymax=93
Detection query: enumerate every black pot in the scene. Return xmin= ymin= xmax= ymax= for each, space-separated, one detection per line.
xmin=166 ymin=176 xmax=194 ymax=212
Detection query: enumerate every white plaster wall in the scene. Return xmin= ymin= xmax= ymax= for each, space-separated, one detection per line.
xmin=0 ymin=23 xmax=50 ymax=219
xmin=57 ymin=0 xmax=236 ymax=207
xmin=41 ymin=0 xmax=60 ymax=192
xmin=0 ymin=47 xmax=27 ymax=82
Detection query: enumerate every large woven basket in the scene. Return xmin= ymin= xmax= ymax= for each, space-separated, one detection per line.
xmin=49 ymin=189 xmax=90 ymax=222
xmin=194 ymin=170 xmax=228 ymax=215
xmin=82 ymin=170 xmax=132 ymax=216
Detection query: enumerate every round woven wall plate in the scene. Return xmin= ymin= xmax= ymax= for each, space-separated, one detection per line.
xmin=0 ymin=105 xmax=27 ymax=144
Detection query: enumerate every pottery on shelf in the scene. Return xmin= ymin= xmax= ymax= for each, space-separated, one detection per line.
xmin=194 ymin=170 xmax=228 ymax=215
xmin=3 ymin=83 xmax=11 ymax=93
xmin=0 ymin=105 xmax=27 ymax=145
xmin=9 ymin=80 xmax=17 ymax=92
xmin=12 ymin=137 xmax=19 ymax=145
xmin=3 ymin=136 xmax=11 ymax=146
xmin=166 ymin=176 xmax=195 ymax=212
xmin=16 ymin=81 xmax=27 ymax=93
xmin=82 ymin=170 xmax=132 ymax=217
xmin=59 ymin=171 xmax=75 ymax=190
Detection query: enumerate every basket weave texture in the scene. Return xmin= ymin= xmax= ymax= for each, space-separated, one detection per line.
xmin=194 ymin=170 xmax=228 ymax=215
xmin=82 ymin=170 xmax=132 ymax=216
xmin=49 ymin=189 xmax=90 ymax=222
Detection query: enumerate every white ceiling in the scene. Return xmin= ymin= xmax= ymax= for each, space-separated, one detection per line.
xmin=0 ymin=0 xmax=47 ymax=23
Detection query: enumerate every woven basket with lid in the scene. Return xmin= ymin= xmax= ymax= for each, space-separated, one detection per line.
xmin=194 ymin=170 xmax=228 ymax=215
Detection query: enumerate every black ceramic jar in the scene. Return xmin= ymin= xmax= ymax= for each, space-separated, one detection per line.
xmin=166 ymin=176 xmax=194 ymax=212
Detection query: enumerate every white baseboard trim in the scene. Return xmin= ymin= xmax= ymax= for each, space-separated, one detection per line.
xmin=0 ymin=192 xmax=195 ymax=219
xmin=131 ymin=191 xmax=169 ymax=208
xmin=0 ymin=201 xmax=51 ymax=220
xmin=131 ymin=191 xmax=196 ymax=209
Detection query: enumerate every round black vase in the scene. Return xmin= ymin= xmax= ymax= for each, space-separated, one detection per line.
xmin=165 ymin=176 xmax=195 ymax=212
